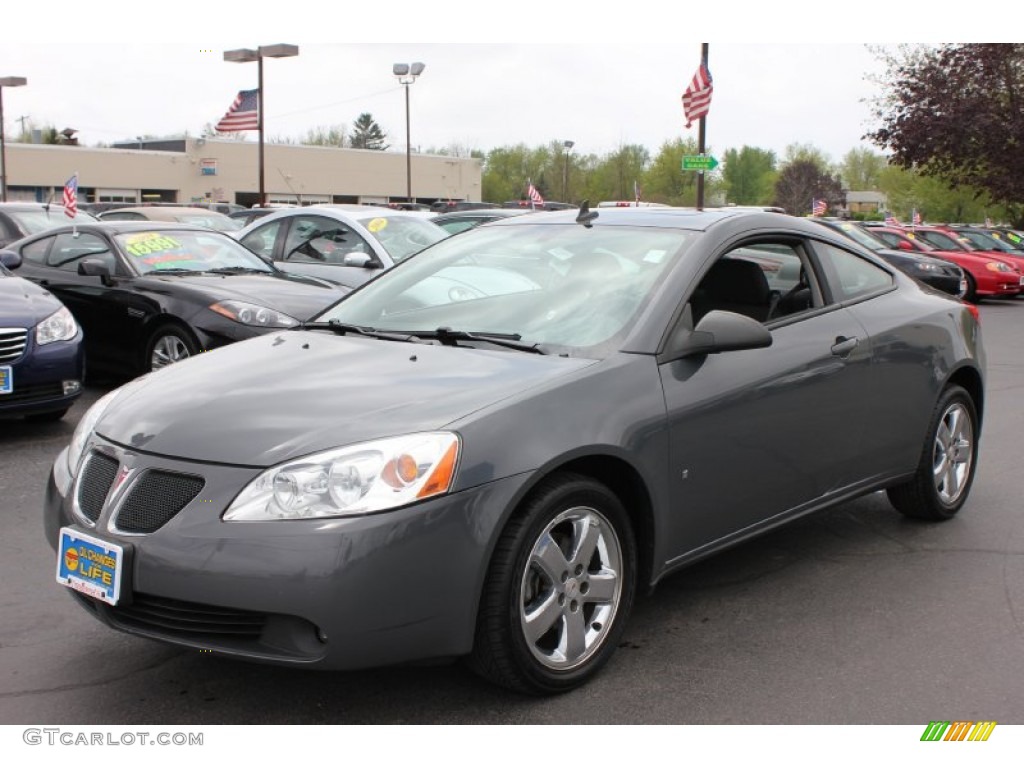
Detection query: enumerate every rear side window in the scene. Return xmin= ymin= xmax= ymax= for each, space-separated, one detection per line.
xmin=813 ymin=242 xmax=893 ymax=302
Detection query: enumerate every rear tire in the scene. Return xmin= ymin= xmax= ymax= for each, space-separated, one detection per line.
xmin=887 ymin=385 xmax=979 ymax=521
xmin=468 ymin=473 xmax=637 ymax=695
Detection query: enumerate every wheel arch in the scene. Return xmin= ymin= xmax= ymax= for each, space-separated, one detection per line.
xmin=946 ymin=363 xmax=984 ymax=428
xmin=139 ymin=315 xmax=201 ymax=371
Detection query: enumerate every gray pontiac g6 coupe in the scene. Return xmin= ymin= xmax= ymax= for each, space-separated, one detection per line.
xmin=44 ymin=206 xmax=985 ymax=694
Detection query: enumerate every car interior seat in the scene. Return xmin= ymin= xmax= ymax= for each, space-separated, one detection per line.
xmin=691 ymin=257 xmax=772 ymax=323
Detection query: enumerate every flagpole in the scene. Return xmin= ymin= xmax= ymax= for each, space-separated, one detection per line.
xmin=696 ymin=43 xmax=709 ymax=211
xmin=257 ymin=56 xmax=266 ymax=208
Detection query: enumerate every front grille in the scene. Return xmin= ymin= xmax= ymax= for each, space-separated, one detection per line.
xmin=115 ymin=470 xmax=205 ymax=533
xmin=110 ymin=593 xmax=268 ymax=639
xmin=0 ymin=328 xmax=28 ymax=363
xmin=77 ymin=452 xmax=119 ymax=522
xmin=0 ymin=381 xmax=63 ymax=405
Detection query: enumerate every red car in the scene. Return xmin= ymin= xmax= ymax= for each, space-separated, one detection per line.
xmin=870 ymin=226 xmax=1022 ymax=302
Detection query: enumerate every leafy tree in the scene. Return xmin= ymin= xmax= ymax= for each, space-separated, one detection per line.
xmin=781 ymin=143 xmax=834 ymax=172
xmin=866 ymin=43 xmax=1024 ymax=221
xmin=298 ymin=124 xmax=349 ymax=147
xmin=721 ymin=146 xmax=777 ymax=205
xmin=586 ymin=143 xmax=650 ymax=202
xmin=643 ymin=138 xmax=724 ymax=206
xmin=349 ymin=113 xmax=388 ymax=150
xmin=838 ymin=148 xmax=887 ymax=190
xmin=878 ymin=164 xmax=1007 ymax=224
xmin=773 ymin=159 xmax=844 ymax=215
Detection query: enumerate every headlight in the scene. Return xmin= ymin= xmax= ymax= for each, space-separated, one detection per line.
xmin=224 ymin=432 xmax=460 ymax=521
xmin=35 ymin=306 xmax=78 ymax=345
xmin=985 ymin=261 xmax=1013 ymax=273
xmin=209 ymin=300 xmax=298 ymax=328
xmin=913 ymin=262 xmax=939 ymax=272
xmin=66 ymin=376 xmax=150 ymax=478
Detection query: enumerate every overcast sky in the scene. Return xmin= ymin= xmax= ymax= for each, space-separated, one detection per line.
xmin=0 ymin=4 xmax=1001 ymax=168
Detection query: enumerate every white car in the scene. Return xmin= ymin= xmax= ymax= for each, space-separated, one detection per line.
xmin=234 ymin=204 xmax=449 ymax=289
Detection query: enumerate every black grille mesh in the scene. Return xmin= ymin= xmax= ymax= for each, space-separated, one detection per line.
xmin=111 ymin=593 xmax=267 ymax=638
xmin=116 ymin=470 xmax=204 ymax=533
xmin=77 ymin=452 xmax=119 ymax=522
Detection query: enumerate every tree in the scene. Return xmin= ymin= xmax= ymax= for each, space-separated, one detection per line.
xmin=721 ymin=146 xmax=777 ymax=205
xmin=838 ymin=148 xmax=887 ymax=191
xmin=866 ymin=44 xmax=1024 ymax=220
xmin=643 ymin=138 xmax=724 ymax=206
xmin=299 ymin=124 xmax=348 ymax=148
xmin=773 ymin=159 xmax=844 ymax=216
xmin=349 ymin=113 xmax=388 ymax=150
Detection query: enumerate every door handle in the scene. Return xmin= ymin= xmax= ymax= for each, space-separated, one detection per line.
xmin=831 ymin=336 xmax=859 ymax=357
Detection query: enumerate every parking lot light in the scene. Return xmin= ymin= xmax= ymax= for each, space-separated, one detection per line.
xmin=393 ymin=62 xmax=425 ymax=203
xmin=0 ymin=76 xmax=28 ymax=202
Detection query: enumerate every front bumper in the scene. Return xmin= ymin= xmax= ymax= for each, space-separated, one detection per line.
xmin=0 ymin=331 xmax=84 ymax=417
xmin=44 ymin=439 xmax=528 ymax=669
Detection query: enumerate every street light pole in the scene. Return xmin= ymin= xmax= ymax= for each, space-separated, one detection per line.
xmin=562 ymin=140 xmax=574 ymax=203
xmin=393 ymin=62 xmax=425 ymax=203
xmin=224 ymin=44 xmax=298 ymax=208
xmin=0 ymin=76 xmax=28 ymax=203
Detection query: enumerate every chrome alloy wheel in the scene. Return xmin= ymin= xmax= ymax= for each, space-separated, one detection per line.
xmin=933 ymin=401 xmax=974 ymax=505
xmin=519 ymin=506 xmax=623 ymax=671
xmin=151 ymin=334 xmax=192 ymax=370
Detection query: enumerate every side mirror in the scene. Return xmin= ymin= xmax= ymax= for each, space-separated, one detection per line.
xmin=897 ymin=240 xmax=914 ymax=251
xmin=78 ymin=258 xmax=114 ymax=286
xmin=668 ymin=310 xmax=773 ymax=360
xmin=342 ymin=253 xmax=378 ymax=269
xmin=0 ymin=249 xmax=22 ymax=269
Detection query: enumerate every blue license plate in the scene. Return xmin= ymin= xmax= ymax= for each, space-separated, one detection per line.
xmin=0 ymin=366 xmax=10 ymax=394
xmin=56 ymin=527 xmax=124 ymax=605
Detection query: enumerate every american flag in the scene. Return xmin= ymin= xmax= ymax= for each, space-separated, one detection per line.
xmin=884 ymin=212 xmax=901 ymax=226
xmin=912 ymin=209 xmax=921 ymax=226
xmin=215 ymin=89 xmax=260 ymax=132
xmin=62 ymin=174 xmax=78 ymax=217
xmin=527 ymin=180 xmax=544 ymax=207
xmin=812 ymin=198 xmax=827 ymax=217
xmin=682 ymin=62 xmax=713 ymax=129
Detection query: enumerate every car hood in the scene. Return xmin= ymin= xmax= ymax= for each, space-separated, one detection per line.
xmin=141 ymin=273 xmax=345 ymax=321
xmin=0 ymin=274 xmax=64 ymax=328
xmin=95 ymin=331 xmax=596 ymax=466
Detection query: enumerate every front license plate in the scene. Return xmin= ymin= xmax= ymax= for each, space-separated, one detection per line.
xmin=56 ymin=527 xmax=124 ymax=606
xmin=0 ymin=366 xmax=11 ymax=394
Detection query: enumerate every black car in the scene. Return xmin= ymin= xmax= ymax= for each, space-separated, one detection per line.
xmin=1 ymin=222 xmax=346 ymax=377
xmin=0 ymin=203 xmax=98 ymax=248
xmin=810 ymin=219 xmax=966 ymax=297
xmin=432 ymin=208 xmax=537 ymax=235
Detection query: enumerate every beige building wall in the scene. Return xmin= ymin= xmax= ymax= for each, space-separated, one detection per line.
xmin=4 ymin=138 xmax=483 ymax=205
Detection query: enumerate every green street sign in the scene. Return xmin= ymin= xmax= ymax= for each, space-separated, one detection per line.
xmin=681 ymin=154 xmax=719 ymax=171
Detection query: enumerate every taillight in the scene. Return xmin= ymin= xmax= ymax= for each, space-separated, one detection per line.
xmin=963 ymin=302 xmax=980 ymax=323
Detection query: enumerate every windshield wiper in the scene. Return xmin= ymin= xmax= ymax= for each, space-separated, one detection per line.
xmin=416 ymin=327 xmax=547 ymax=355
xmin=145 ymin=268 xmax=203 ymax=275
xmin=300 ymin=320 xmax=426 ymax=344
xmin=206 ymin=266 xmax=271 ymax=275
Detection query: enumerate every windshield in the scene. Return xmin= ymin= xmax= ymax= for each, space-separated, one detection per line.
xmin=9 ymin=208 xmax=97 ymax=232
xmin=317 ymin=223 xmax=692 ymax=356
xmin=114 ymin=230 xmax=274 ymax=275
xmin=960 ymin=230 xmax=1022 ymax=253
xmin=174 ymin=214 xmax=243 ymax=233
xmin=355 ymin=214 xmax=448 ymax=262
xmin=916 ymin=230 xmax=970 ymax=251
xmin=831 ymin=222 xmax=887 ymax=252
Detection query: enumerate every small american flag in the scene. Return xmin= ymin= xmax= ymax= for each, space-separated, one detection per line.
xmin=216 ymin=89 xmax=260 ymax=132
xmin=912 ymin=209 xmax=921 ymax=226
xmin=62 ymin=174 xmax=78 ymax=217
xmin=884 ymin=212 xmax=901 ymax=226
xmin=682 ymin=62 xmax=713 ymax=129
xmin=527 ymin=180 xmax=544 ymax=207
xmin=812 ymin=198 xmax=827 ymax=217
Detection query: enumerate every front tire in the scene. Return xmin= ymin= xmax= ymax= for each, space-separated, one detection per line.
xmin=887 ymin=385 xmax=979 ymax=521
xmin=145 ymin=324 xmax=199 ymax=372
xmin=469 ymin=473 xmax=637 ymax=694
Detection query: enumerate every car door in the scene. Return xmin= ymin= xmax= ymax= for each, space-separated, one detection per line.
xmin=15 ymin=231 xmax=144 ymax=370
xmin=273 ymin=214 xmax=388 ymax=288
xmin=658 ymin=237 xmax=875 ymax=559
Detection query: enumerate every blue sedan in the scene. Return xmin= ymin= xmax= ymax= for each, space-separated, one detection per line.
xmin=0 ymin=250 xmax=84 ymax=421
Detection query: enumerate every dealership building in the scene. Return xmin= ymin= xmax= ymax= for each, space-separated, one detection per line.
xmin=2 ymin=137 xmax=484 ymax=208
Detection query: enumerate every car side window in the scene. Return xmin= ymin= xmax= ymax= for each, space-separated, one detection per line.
xmin=690 ymin=241 xmax=819 ymax=325
xmin=47 ymin=233 xmax=118 ymax=273
xmin=813 ymin=241 xmax=893 ymax=302
xmin=240 ymin=220 xmax=283 ymax=259
xmin=21 ymin=236 xmax=54 ymax=264
xmin=283 ymin=215 xmax=373 ymax=265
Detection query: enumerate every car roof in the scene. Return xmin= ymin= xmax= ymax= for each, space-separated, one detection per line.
xmin=25 ymin=221 xmax=220 ymax=236
xmin=480 ymin=205 xmax=803 ymax=233
xmin=98 ymin=206 xmax=232 ymax=220
xmin=433 ymin=209 xmax=535 ymax=222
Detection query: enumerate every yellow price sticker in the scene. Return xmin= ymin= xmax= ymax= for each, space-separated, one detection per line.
xmin=367 ymin=218 xmax=388 ymax=233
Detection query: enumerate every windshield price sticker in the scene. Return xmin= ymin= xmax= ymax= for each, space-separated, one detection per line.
xmin=124 ymin=233 xmax=183 ymax=258
xmin=56 ymin=527 xmax=124 ymax=606
xmin=366 ymin=218 xmax=388 ymax=233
